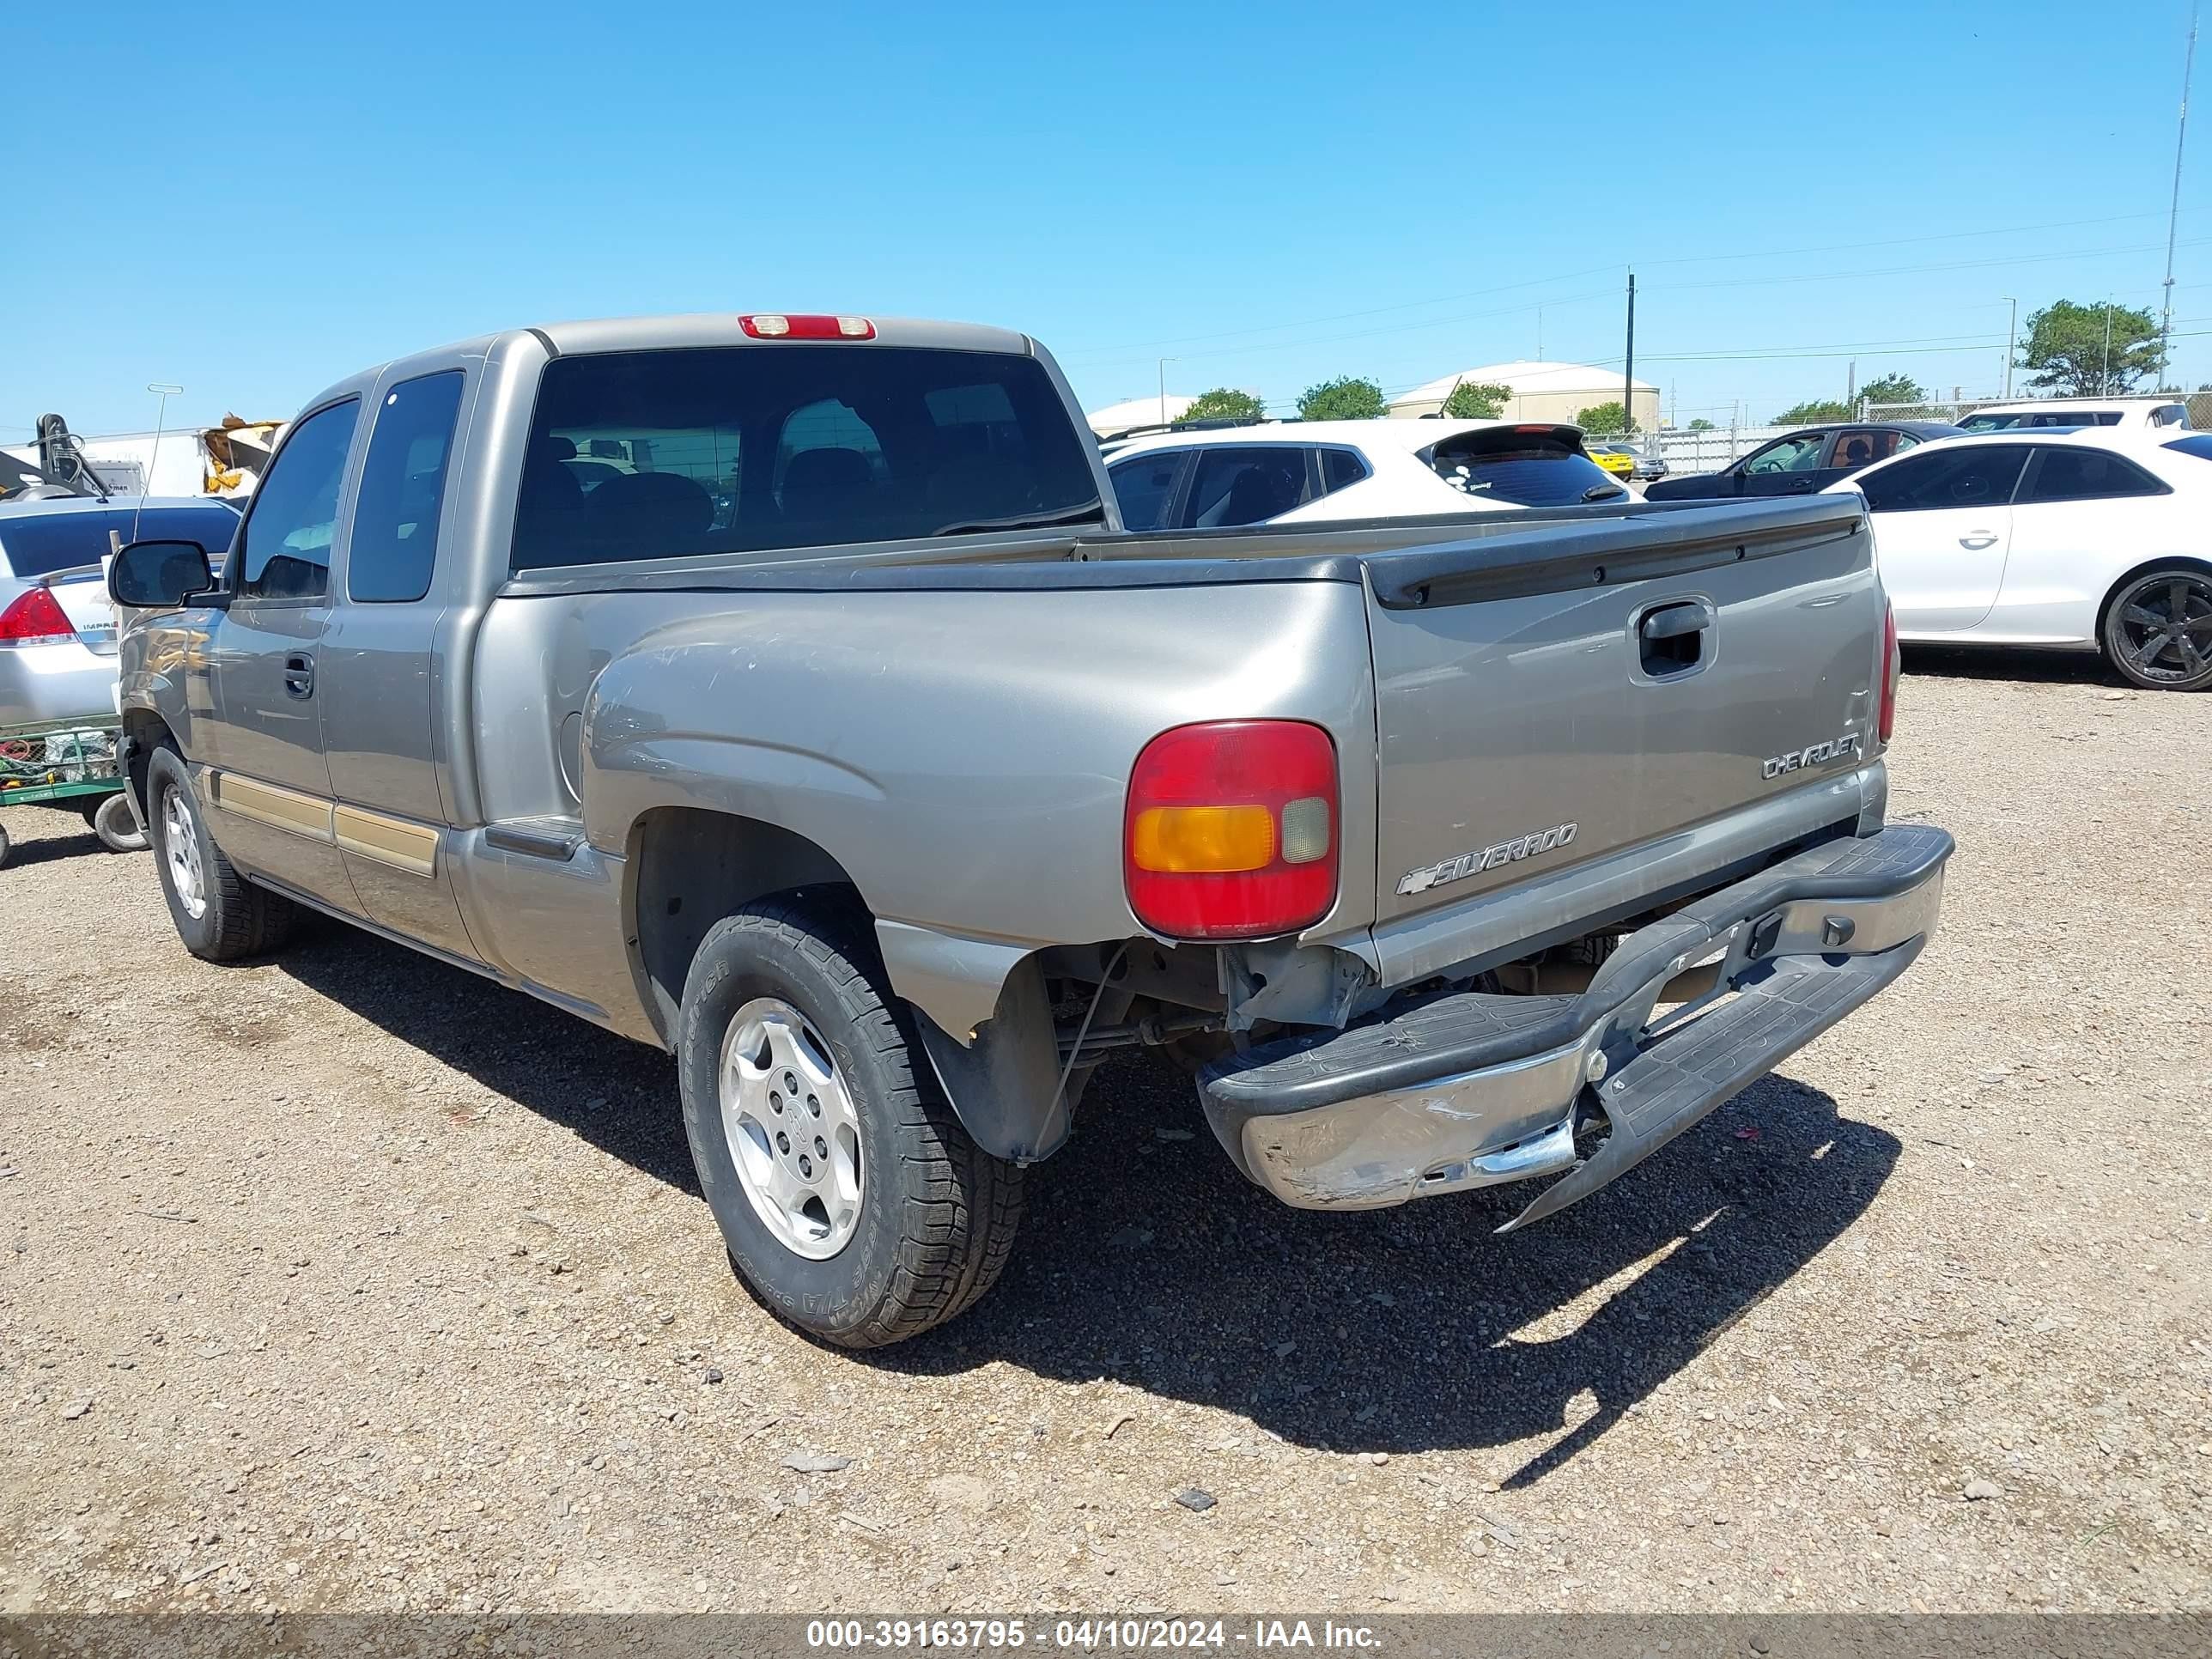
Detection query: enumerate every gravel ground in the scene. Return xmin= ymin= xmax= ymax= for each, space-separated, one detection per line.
xmin=1 ymin=655 xmax=2207 ymax=1619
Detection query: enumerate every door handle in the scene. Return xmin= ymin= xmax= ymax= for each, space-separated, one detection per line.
xmin=283 ymin=652 xmax=314 ymax=699
xmin=1786 ymin=477 xmax=1815 ymax=493
xmin=1958 ymin=533 xmax=1999 ymax=550
xmin=1638 ymin=599 xmax=1713 ymax=677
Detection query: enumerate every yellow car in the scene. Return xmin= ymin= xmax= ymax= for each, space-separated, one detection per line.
xmin=1583 ymin=441 xmax=1637 ymax=480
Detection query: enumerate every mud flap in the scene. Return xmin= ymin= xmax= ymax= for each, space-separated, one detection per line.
xmin=913 ymin=957 xmax=1071 ymax=1164
xmin=1498 ymin=938 xmax=1925 ymax=1233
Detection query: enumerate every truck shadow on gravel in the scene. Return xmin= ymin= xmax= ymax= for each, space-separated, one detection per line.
xmin=276 ymin=927 xmax=1900 ymax=1487
xmin=905 ymin=1052 xmax=1903 ymax=1486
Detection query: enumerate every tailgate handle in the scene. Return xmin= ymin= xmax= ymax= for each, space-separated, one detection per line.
xmin=1638 ymin=601 xmax=1712 ymax=677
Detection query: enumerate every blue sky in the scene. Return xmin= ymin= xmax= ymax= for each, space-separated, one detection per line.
xmin=7 ymin=1 xmax=2204 ymax=439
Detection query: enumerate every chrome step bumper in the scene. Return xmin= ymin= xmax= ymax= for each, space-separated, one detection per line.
xmin=1196 ymin=824 xmax=1952 ymax=1222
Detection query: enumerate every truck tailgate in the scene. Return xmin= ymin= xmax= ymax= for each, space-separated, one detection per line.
xmin=1360 ymin=495 xmax=1881 ymax=927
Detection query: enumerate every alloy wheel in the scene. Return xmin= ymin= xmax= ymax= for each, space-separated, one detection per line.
xmin=2112 ymin=571 xmax=2212 ymax=685
xmin=161 ymin=782 xmax=207 ymax=920
xmin=717 ymin=998 xmax=864 ymax=1260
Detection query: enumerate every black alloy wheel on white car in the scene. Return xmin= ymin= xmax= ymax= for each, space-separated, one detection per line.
xmin=2103 ymin=566 xmax=2212 ymax=691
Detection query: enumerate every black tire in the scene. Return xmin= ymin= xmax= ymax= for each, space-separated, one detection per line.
xmin=0 ymin=822 xmax=10 ymax=868
xmin=676 ymin=897 xmax=1024 ymax=1348
xmin=1552 ymin=930 xmax=1619 ymax=968
xmin=145 ymin=745 xmax=297 ymax=961
xmin=2103 ymin=566 xmax=2212 ymax=691
xmin=93 ymin=792 xmax=148 ymax=854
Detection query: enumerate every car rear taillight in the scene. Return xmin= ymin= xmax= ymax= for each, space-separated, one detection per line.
xmin=1124 ymin=720 xmax=1338 ymax=941
xmin=739 ymin=313 xmax=876 ymax=340
xmin=1878 ymin=600 xmax=1899 ymax=744
xmin=0 ymin=586 xmax=74 ymax=647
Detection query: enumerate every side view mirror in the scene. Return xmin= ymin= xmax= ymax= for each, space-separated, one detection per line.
xmin=109 ymin=539 xmax=216 ymax=608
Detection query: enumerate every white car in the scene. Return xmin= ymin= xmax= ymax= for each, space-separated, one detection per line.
xmin=1828 ymin=428 xmax=2212 ymax=690
xmin=1103 ymin=418 xmax=1628 ymax=532
xmin=1956 ymin=397 xmax=2192 ymax=433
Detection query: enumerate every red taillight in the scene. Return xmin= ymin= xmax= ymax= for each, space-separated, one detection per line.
xmin=1124 ymin=720 xmax=1338 ymax=941
xmin=738 ymin=313 xmax=876 ymax=341
xmin=1878 ymin=601 xmax=1899 ymax=744
xmin=0 ymin=586 xmax=74 ymax=646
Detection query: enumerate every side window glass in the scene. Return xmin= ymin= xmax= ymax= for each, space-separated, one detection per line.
xmin=1109 ymin=452 xmax=1185 ymax=532
xmin=349 ymin=372 xmax=465 ymax=603
xmin=1183 ymin=448 xmax=1309 ymax=528
xmin=237 ymin=400 xmax=359 ymax=601
xmin=2020 ymin=448 xmax=2166 ymax=504
xmin=1858 ymin=445 xmax=2029 ymax=513
xmin=1744 ymin=434 xmax=1824 ymax=474
xmin=1832 ymin=429 xmax=1904 ymax=470
xmin=1320 ymin=448 xmax=1367 ymax=495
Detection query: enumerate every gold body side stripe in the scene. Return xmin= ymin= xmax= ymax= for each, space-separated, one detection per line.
xmin=333 ymin=804 xmax=440 ymax=878
xmin=210 ymin=772 xmax=334 ymax=842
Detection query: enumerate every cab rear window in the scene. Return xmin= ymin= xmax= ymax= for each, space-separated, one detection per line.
xmin=1425 ymin=428 xmax=1626 ymax=507
xmin=513 ymin=345 xmax=1102 ymax=568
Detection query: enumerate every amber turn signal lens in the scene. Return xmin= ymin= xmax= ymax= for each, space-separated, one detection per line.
xmin=1129 ymin=804 xmax=1276 ymax=872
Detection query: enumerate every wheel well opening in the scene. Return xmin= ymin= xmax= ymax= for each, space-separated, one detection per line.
xmin=628 ymin=807 xmax=859 ymax=1042
xmin=2096 ymin=556 xmax=2212 ymax=638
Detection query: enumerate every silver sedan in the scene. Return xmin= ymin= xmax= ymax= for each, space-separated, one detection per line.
xmin=0 ymin=497 xmax=239 ymax=726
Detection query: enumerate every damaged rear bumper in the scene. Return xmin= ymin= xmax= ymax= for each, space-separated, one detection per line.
xmin=1196 ymin=823 xmax=1951 ymax=1226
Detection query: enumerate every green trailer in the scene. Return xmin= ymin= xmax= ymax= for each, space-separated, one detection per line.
xmin=0 ymin=716 xmax=148 ymax=867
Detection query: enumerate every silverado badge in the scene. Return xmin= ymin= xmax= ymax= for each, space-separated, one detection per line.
xmin=1397 ymin=821 xmax=1578 ymax=897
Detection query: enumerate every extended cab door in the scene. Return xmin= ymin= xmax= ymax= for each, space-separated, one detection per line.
xmin=199 ymin=397 xmax=363 ymax=913
xmin=316 ymin=368 xmax=483 ymax=961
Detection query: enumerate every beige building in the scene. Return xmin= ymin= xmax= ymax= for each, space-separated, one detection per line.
xmin=1389 ymin=361 xmax=1661 ymax=431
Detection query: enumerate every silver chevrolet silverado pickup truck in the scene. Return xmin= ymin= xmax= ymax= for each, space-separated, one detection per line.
xmin=107 ymin=312 xmax=1951 ymax=1347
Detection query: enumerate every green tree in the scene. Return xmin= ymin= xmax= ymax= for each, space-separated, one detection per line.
xmin=1856 ymin=372 xmax=1926 ymax=410
xmin=1439 ymin=380 xmax=1515 ymax=419
xmin=1297 ymin=376 xmax=1387 ymax=422
xmin=1575 ymin=401 xmax=1632 ymax=435
xmin=1179 ymin=387 xmax=1266 ymax=424
xmin=1686 ymin=417 xmax=1715 ymax=431
xmin=1773 ymin=398 xmax=1852 ymax=425
xmin=2017 ymin=299 xmax=2161 ymax=395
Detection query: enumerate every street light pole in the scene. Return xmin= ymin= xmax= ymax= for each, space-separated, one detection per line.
xmin=2101 ymin=299 xmax=2114 ymax=395
xmin=2160 ymin=1 xmax=2199 ymax=387
xmin=1158 ymin=359 xmax=1173 ymax=427
xmin=1623 ymin=270 xmax=1637 ymax=435
xmin=138 ymin=382 xmax=184 ymax=543
xmin=2002 ymin=297 xmax=2017 ymax=399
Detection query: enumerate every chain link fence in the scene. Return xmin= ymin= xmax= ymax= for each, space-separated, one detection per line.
xmin=1860 ymin=391 xmax=2211 ymax=428
xmin=1649 ymin=392 xmax=2209 ymax=475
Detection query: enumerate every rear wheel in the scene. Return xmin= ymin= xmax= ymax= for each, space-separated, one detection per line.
xmin=145 ymin=745 xmax=297 ymax=960
xmin=2104 ymin=567 xmax=2212 ymax=691
xmin=677 ymin=897 xmax=1024 ymax=1348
